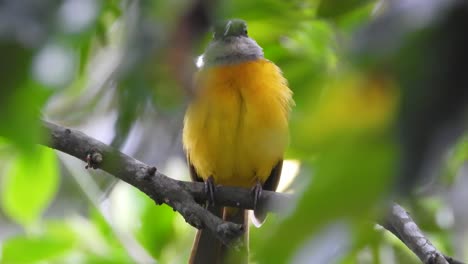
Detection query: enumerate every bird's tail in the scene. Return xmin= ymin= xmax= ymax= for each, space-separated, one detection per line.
xmin=189 ymin=206 xmax=248 ymax=264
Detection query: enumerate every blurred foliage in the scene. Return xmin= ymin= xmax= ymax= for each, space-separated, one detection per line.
xmin=0 ymin=0 xmax=467 ymax=263
xmin=1 ymin=147 xmax=58 ymax=226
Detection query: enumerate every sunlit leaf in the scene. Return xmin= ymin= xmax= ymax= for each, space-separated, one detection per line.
xmin=1 ymin=147 xmax=59 ymax=226
xmin=1 ymin=225 xmax=75 ymax=264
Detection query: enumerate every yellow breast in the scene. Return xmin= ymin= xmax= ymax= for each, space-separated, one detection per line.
xmin=183 ymin=59 xmax=293 ymax=187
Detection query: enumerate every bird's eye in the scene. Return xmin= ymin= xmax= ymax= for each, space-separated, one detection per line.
xmin=243 ymin=29 xmax=248 ymax=36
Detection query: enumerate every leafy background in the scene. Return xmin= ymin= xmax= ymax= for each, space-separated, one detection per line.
xmin=0 ymin=0 xmax=467 ymax=263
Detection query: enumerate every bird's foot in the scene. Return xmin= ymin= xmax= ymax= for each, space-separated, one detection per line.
xmin=204 ymin=176 xmax=216 ymax=206
xmin=251 ymin=180 xmax=263 ymax=211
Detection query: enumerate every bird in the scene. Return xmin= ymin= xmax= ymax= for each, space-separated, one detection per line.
xmin=182 ymin=19 xmax=294 ymax=264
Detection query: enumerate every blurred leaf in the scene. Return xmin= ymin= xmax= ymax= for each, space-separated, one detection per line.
xmin=150 ymin=65 xmax=184 ymax=110
xmin=76 ymin=213 xmax=135 ymax=263
xmin=90 ymin=208 xmax=115 ymax=243
xmin=276 ymin=20 xmax=337 ymax=123
xmin=443 ymin=134 xmax=468 ymax=184
xmin=0 ymin=43 xmax=31 ymax=99
xmin=335 ymin=2 xmax=375 ymax=32
xmin=337 ymin=223 xmax=382 ymax=264
xmin=2 ymin=237 xmax=66 ymax=264
xmin=0 ymin=137 xmax=13 ymax=155
xmin=317 ymin=0 xmax=375 ymax=18
xmin=136 ymin=201 xmax=175 ymax=259
xmin=95 ymin=19 xmax=109 ymax=46
xmin=292 ymin=72 xmax=399 ymax=155
xmin=88 ymin=201 xmax=143 ymax=263
xmin=82 ymin=254 xmax=134 ymax=264
xmin=0 ymin=63 xmax=51 ymax=152
xmin=104 ymin=0 xmax=122 ymax=18
xmin=1 ymin=147 xmax=59 ymax=226
xmin=257 ymin=132 xmax=397 ymax=263
xmin=1 ymin=224 xmax=75 ymax=264
xmin=258 ymin=70 xmax=398 ymax=261
xmin=78 ymin=38 xmax=93 ymax=74
xmin=221 ymin=1 xmax=309 ymax=22
xmin=411 ymin=198 xmax=443 ymax=231
xmin=112 ymin=84 xmax=146 ymax=147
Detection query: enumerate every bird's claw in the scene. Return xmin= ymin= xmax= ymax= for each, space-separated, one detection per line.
xmin=205 ymin=176 xmax=216 ymax=206
xmin=251 ymin=181 xmax=263 ymax=211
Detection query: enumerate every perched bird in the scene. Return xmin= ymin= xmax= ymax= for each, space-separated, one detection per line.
xmin=183 ymin=19 xmax=294 ymax=263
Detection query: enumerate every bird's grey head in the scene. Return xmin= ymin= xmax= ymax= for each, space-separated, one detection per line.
xmin=201 ymin=19 xmax=264 ymax=68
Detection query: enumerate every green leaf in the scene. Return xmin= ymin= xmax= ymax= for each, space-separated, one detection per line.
xmin=317 ymin=0 xmax=374 ymax=18
xmin=257 ymin=134 xmax=397 ymax=263
xmin=72 ymin=212 xmax=135 ymax=264
xmin=0 ymin=82 xmax=50 ymax=152
xmin=0 ymin=137 xmax=14 ymax=156
xmin=136 ymin=201 xmax=175 ymax=259
xmin=1 ymin=224 xmax=76 ymax=264
xmin=1 ymin=147 xmax=59 ymax=226
xmin=443 ymin=134 xmax=468 ymax=184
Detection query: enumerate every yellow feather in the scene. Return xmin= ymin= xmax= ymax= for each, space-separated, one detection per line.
xmin=183 ymin=58 xmax=293 ymax=188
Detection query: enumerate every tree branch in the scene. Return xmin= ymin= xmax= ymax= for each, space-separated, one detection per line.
xmin=41 ymin=120 xmax=289 ymax=246
xmin=40 ymin=121 xmax=464 ymax=263
xmin=380 ymin=203 xmax=464 ymax=264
